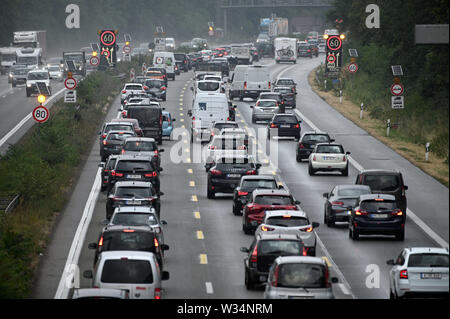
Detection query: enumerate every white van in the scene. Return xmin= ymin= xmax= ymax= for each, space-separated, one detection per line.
xmin=274 ymin=37 xmax=297 ymax=64
xmin=229 ymin=65 xmax=248 ymax=100
xmin=242 ymin=65 xmax=271 ymax=100
xmin=189 ymin=93 xmax=230 ymax=143
xmin=153 ymin=52 xmax=176 ymax=80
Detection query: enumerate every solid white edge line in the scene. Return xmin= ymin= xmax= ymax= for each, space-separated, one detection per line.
xmin=205 ymin=282 xmax=214 ymax=294
xmin=54 ymin=167 xmax=102 ymax=299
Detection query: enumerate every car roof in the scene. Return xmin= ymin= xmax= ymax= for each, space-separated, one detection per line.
xmin=241 ymin=175 xmax=276 ymax=181
xmin=102 ymin=224 xmax=155 ymax=234
xmin=257 ymin=233 xmax=303 ymax=241
xmin=359 ymin=194 xmax=396 ymax=201
xmin=253 ymin=189 xmax=291 ymax=196
xmin=335 ymin=184 xmax=371 ymax=190
xmin=315 ymin=143 xmax=343 ymax=147
xmin=406 ymin=247 xmax=449 ymax=255
xmin=113 ymin=181 xmax=152 ymax=188
xmin=106 ymin=122 xmax=134 ymax=126
xmin=360 ymin=169 xmax=402 ymax=175
xmin=264 ymin=210 xmax=308 ymax=218
xmin=111 ymin=118 xmax=138 ymax=123
xmin=275 ymin=256 xmax=327 ymax=265
xmin=221 ymin=128 xmax=246 ymax=133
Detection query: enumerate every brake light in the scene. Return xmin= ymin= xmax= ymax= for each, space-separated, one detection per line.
xmin=246 ymin=170 xmax=257 ymax=175
xmin=154 ymin=150 xmax=159 ymax=156
xmin=161 ymin=87 xmax=166 ymax=91
xmin=302 ymin=247 xmax=307 ymax=256
xmin=160 ymin=116 xmax=162 ymax=126
xmin=355 ymin=209 xmax=368 ymax=216
xmin=123 ymin=229 xmax=135 ymax=233
xmin=250 ymin=245 xmax=258 ymax=264
xmin=154 ymin=237 xmax=159 ymax=248
xmin=208 ymin=145 xmax=216 ymax=150
xmin=313 ymin=155 xmax=317 ymax=161
xmin=300 ymin=226 xmax=313 ymax=232
xmin=268 ymin=81 xmax=271 ymax=89
xmin=103 ymin=140 xmax=108 ymax=145
xmin=143 ymin=86 xmax=149 ymax=91
xmin=122 ymin=111 xmax=127 ymax=117
xmin=154 ymin=288 xmax=161 ymax=299
xmin=210 ymin=169 xmax=222 ymax=176
xmin=98 ymin=236 xmax=104 ymax=247
xmin=331 ymin=201 xmax=344 ymax=206
xmin=238 ymin=191 xmax=248 ymax=196
xmin=271 ymin=265 xmax=279 ymax=287
xmin=122 ymin=90 xmax=127 ymax=94
xmin=392 ymin=209 xmax=403 ymax=216
xmin=244 ymin=81 xmax=247 ymax=89
xmin=299 ymin=143 xmax=305 ymax=149
xmin=121 ymin=149 xmax=125 ymax=154
xmin=237 ymin=145 xmax=246 ymax=150
xmin=145 ymin=172 xmax=157 ymax=177
xmin=294 ymin=124 xmax=300 ymax=129
xmin=261 ymin=225 xmax=274 ymax=232
xmin=270 ymin=123 xmax=277 ymax=128
xmin=111 ymin=171 xmax=123 ymax=177
xmin=400 ymin=270 xmax=408 ymax=279
xmin=375 ymin=198 xmax=384 ymax=201
xmin=102 ymin=134 xmax=107 ymax=139
xmin=343 ymin=155 xmax=347 ymax=162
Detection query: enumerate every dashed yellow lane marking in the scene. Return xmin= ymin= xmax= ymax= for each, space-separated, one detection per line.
xmin=186 ymin=158 xmax=192 ymax=163
xmin=200 ymin=254 xmax=208 ymax=264
xmin=188 ymin=169 xmax=193 ymax=174
xmin=196 ymin=231 xmax=204 ymax=240
xmin=180 ymin=119 xmax=185 ymax=122
xmin=185 ymin=148 xmax=190 ymax=153
xmin=194 ymin=211 xmax=201 ymax=219
xmin=190 ymin=181 xmax=196 ymax=187
xmin=180 ymin=113 xmax=184 ymax=116
xmin=191 ymin=195 xmax=198 ymax=202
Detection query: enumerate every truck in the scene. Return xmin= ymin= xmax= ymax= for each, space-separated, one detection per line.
xmin=231 ymin=45 xmax=252 ymax=65
xmin=15 ymin=48 xmax=43 ymax=70
xmin=274 ymin=37 xmax=297 ymax=64
xmin=13 ymin=31 xmax=46 ymax=59
xmin=61 ymin=51 xmax=86 ymax=77
xmin=266 ymin=17 xmax=289 ymax=38
xmin=0 ymin=47 xmax=19 ymax=74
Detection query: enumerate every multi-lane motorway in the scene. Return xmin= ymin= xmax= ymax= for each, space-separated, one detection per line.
xmin=8 ymin=55 xmax=445 ymax=299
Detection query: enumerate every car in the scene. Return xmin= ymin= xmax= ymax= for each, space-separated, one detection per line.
xmin=162 ymin=111 xmax=176 ymax=140
xmin=205 ymin=136 xmax=248 ymax=171
xmin=210 ymin=58 xmax=230 ymax=77
xmin=240 ymin=233 xmax=307 ymax=290
xmin=71 ymin=288 xmax=129 ymax=299
xmin=110 ymin=118 xmax=143 ymax=137
xmin=296 ymin=132 xmax=334 ymax=162
xmin=143 ymin=78 xmax=167 ymax=101
xmin=267 ymin=113 xmax=301 ymax=140
xmin=251 ymin=99 xmax=280 ymax=124
xmin=108 ymin=155 xmax=160 ymax=194
xmin=322 ymin=185 xmax=372 ymax=227
xmin=193 ymin=80 xmax=223 ymax=99
xmin=121 ymin=137 xmax=164 ymax=172
xmin=127 ymin=104 xmax=164 ymax=144
xmin=297 ymin=41 xmax=313 ymax=58
xmin=99 ymin=122 xmax=135 ymax=158
xmin=47 ymin=63 xmax=63 ymax=81
xmin=83 ymin=251 xmax=170 ymax=299
xmin=232 ymin=175 xmax=281 ymax=216
xmin=207 ymin=155 xmax=261 ymax=199
xmin=99 ymin=155 xmax=119 ymax=192
xmin=255 ymin=210 xmax=320 ymax=256
xmin=348 ymin=194 xmax=406 ymax=241
xmin=273 ymin=86 xmax=297 ymax=109
xmin=26 ymin=69 xmax=51 ymax=97
xmin=9 ymin=65 xmax=28 ymax=86
xmin=106 ymin=181 xmax=162 ymax=219
xmin=209 ymin=121 xmax=239 ymax=140
xmin=101 ymin=131 xmax=136 ymax=162
xmin=174 ymin=53 xmax=189 ymax=72
xmin=355 ymin=169 xmax=408 ymax=214
xmin=308 ymin=143 xmax=350 ymax=176
xmin=187 ymin=53 xmax=202 ymax=68
xmin=273 ymin=78 xmax=297 ymax=93
xmin=121 ymin=83 xmax=146 ymax=105
xmin=309 ymin=43 xmax=319 ymax=57
xmin=387 ymin=247 xmax=449 ymax=299
xmin=258 ymin=92 xmax=286 ymax=113
xmin=243 ymin=65 xmax=271 ymax=100
xmin=242 ymin=189 xmax=300 ymax=234
xmin=146 ymin=68 xmax=168 ymax=87
xmin=264 ymin=256 xmax=338 ymax=299
xmin=153 ymin=51 xmax=176 ymax=80
xmin=219 ymin=128 xmax=251 ymax=148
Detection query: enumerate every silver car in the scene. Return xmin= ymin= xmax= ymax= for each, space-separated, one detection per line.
xmin=255 ymin=210 xmax=320 ymax=256
xmin=122 ymin=137 xmax=164 ymax=171
xmin=251 ymin=99 xmax=280 ymax=123
xmin=264 ymin=256 xmax=338 ymax=299
xmin=387 ymin=247 xmax=449 ymax=299
xmin=83 ymin=251 xmax=169 ymax=299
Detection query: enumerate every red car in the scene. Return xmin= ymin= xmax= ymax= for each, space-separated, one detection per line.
xmin=242 ymin=189 xmax=300 ymax=234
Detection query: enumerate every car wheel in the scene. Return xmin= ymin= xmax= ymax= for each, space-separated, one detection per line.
xmin=245 ymin=269 xmax=255 ymax=290
xmin=232 ymin=204 xmax=240 ymax=216
xmin=327 ymin=216 xmax=335 ymax=227
xmin=351 ymin=227 xmax=359 ymax=240
xmin=396 ymin=229 xmax=405 ymax=241
xmin=158 ymin=138 xmax=163 ymax=145
xmin=342 ymin=165 xmax=349 ymax=176
xmin=207 ymin=184 xmax=215 ymax=199
xmin=242 ymin=221 xmax=251 ymax=235
xmin=308 ymin=164 xmax=315 ymax=176
xmin=296 ymin=154 xmax=302 ymax=163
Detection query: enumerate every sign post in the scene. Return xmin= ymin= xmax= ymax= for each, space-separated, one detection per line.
xmin=425 ymin=142 xmax=430 ymax=161
xmin=387 ymin=119 xmax=391 ymax=137
xmin=130 ymin=68 xmax=135 ymax=82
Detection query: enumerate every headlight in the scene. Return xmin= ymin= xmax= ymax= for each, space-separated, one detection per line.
xmin=9 ymin=73 xmax=12 ymax=78
xmin=27 ymin=83 xmax=32 ymax=87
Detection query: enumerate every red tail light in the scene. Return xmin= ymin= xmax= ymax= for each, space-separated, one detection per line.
xmin=102 ymin=134 xmax=107 ymax=139
xmin=103 ymin=140 xmax=108 ymax=145
xmin=98 ymin=236 xmax=104 ymax=247
xmin=271 ymin=265 xmax=279 ymax=287
xmin=294 ymin=124 xmax=300 ymax=129
xmin=250 ymin=245 xmax=258 ymax=264
xmin=313 ymin=155 xmax=317 ymax=161
xmin=331 ymin=201 xmax=344 ymax=206
xmin=300 ymin=226 xmax=313 ymax=232
xmin=122 ymin=90 xmax=127 ymax=94
xmin=268 ymin=81 xmax=271 ymax=89
xmin=355 ymin=209 xmax=368 ymax=216
xmin=154 ymin=150 xmax=159 ymax=156
xmin=161 ymin=87 xmax=166 ymax=91
xmin=261 ymin=225 xmax=274 ymax=232
xmin=400 ymin=270 xmax=408 ymax=279
xmin=270 ymin=123 xmax=277 ymax=128
xmin=143 ymin=86 xmax=149 ymax=91
xmin=244 ymin=82 xmax=247 ymax=90
xmin=392 ymin=209 xmax=403 ymax=216
xmin=160 ymin=116 xmax=162 ymax=126
xmin=154 ymin=237 xmax=159 ymax=248
xmin=210 ymin=169 xmax=222 ymax=176
xmin=302 ymin=247 xmax=307 ymax=256
xmin=154 ymin=288 xmax=161 ymax=299
xmin=238 ymin=191 xmax=248 ymax=196
xmin=111 ymin=171 xmax=123 ymax=177
xmin=208 ymin=145 xmax=216 ymax=150
xmin=145 ymin=172 xmax=157 ymax=178
xmin=307 ymin=49 xmax=311 ymax=52
xmin=299 ymin=143 xmax=305 ymax=149
xmin=343 ymin=155 xmax=347 ymax=162
xmin=246 ymin=170 xmax=257 ymax=175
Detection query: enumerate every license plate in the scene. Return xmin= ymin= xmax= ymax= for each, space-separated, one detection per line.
xmin=280 ymin=125 xmax=290 ymax=128
xmin=288 ymin=296 xmax=314 ymax=299
xmin=371 ymin=214 xmax=388 ymax=219
xmin=250 ymin=91 xmax=257 ymax=93
xmin=126 ymin=200 xmax=141 ymax=205
xmin=227 ymin=174 xmax=240 ymax=178
xmin=421 ymin=273 xmax=442 ymax=279
xmin=127 ymin=174 xmax=141 ymax=179
xmin=323 ymin=157 xmax=336 ymax=161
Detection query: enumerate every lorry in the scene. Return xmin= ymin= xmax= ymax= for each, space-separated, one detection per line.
xmin=0 ymin=47 xmax=19 ymax=74
xmin=274 ymin=37 xmax=297 ymax=64
xmin=13 ymin=31 xmax=46 ymax=59
xmin=231 ymin=45 xmax=252 ymax=65
xmin=61 ymin=51 xmax=86 ymax=77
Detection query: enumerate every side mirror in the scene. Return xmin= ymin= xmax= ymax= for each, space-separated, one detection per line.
xmin=233 ymin=105 xmax=237 ymax=109
xmin=98 ymin=163 xmax=105 ymax=168
xmin=159 ymin=192 xmax=165 ymax=196
xmin=312 ymin=222 xmax=320 ymax=229
xmin=330 ymin=139 xmax=335 ymax=143
xmin=331 ymin=277 xmax=339 ymax=284
xmin=83 ymin=270 xmax=93 ymax=279
xmin=278 ymin=184 xmax=285 ymax=190
xmin=88 ymin=243 xmax=97 ymax=250
xmin=162 ymin=271 xmax=170 ymax=281
xmin=162 ymin=107 xmax=166 ymax=110
xmin=346 ymin=152 xmax=351 ymax=155
xmin=294 ymin=200 xmax=301 ymax=205
xmin=161 ymin=220 xmax=168 ymax=227
xmin=172 ymin=119 xmax=176 ymax=122
xmin=159 ymin=149 xmax=165 ymax=153
xmin=404 ymin=185 xmax=408 ymax=191
xmin=322 ymin=192 xmax=329 ymax=199
xmin=256 ymin=164 xmax=262 ymax=169
xmin=161 ymin=244 xmax=170 ymax=251
xmin=240 ymin=247 xmax=249 ymax=253
xmin=250 ymin=105 xmax=254 ymax=109
xmin=386 ymin=259 xmax=395 ymax=266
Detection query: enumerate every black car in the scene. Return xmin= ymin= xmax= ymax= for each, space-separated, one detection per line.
xmin=101 ymin=130 xmax=136 ymax=162
xmin=88 ymin=225 xmax=169 ymax=269
xmin=206 ymin=155 xmax=262 ymax=199
xmin=240 ymin=233 xmax=306 ymax=290
xmin=259 ymin=92 xmax=286 ymax=113
xmin=298 ymin=42 xmax=313 ymax=58
xmin=106 ymin=181 xmax=162 ymax=219
xmin=296 ymin=132 xmax=334 ymax=162
xmin=100 ymin=155 xmax=119 ymax=192
xmin=273 ymin=86 xmax=297 ymax=109
xmin=355 ymin=169 xmax=408 ymax=214
xmin=146 ymin=67 xmax=168 ymax=87
xmin=349 ymin=194 xmax=406 ymax=241
xmin=323 ymin=185 xmax=372 ymax=227
xmin=143 ymin=78 xmax=167 ymax=101
xmin=122 ymin=137 xmax=164 ymax=172
xmin=127 ymin=105 xmax=163 ymax=144
xmin=267 ymin=114 xmax=301 ymax=140
xmin=187 ymin=53 xmax=202 ymax=68
xmin=273 ymin=78 xmax=297 ymax=93
xmin=174 ymin=53 xmax=189 ymax=72
xmin=232 ymin=175 xmax=281 ymax=216
xmin=98 ymin=122 xmax=135 ymax=158
xmin=108 ymin=155 xmax=160 ymax=194
xmin=256 ymin=42 xmax=275 ymax=58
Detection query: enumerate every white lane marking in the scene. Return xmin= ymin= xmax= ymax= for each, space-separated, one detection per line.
xmin=205 ymin=282 xmax=214 ymax=294
xmin=294 ymin=105 xmax=448 ymax=248
xmin=338 ymin=283 xmax=351 ymax=296
xmin=54 ymin=167 xmax=102 ymax=299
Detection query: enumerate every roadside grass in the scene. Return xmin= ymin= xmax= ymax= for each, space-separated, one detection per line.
xmin=309 ymin=68 xmax=449 ymax=188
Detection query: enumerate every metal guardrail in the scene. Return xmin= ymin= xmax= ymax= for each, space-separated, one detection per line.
xmin=0 ymin=194 xmax=20 ymax=215
xmin=221 ymin=0 xmax=335 ymax=8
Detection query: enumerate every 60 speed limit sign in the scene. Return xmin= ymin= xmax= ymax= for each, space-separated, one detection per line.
xmin=32 ymin=105 xmax=49 ymax=123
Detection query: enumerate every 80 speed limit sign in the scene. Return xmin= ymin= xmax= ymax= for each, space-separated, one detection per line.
xmin=32 ymin=105 xmax=49 ymax=123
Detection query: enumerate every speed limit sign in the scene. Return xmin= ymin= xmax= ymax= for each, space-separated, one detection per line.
xmin=32 ymin=105 xmax=49 ymax=123
xmin=90 ymin=56 xmax=100 ymax=66
xmin=327 ymin=36 xmax=342 ymax=51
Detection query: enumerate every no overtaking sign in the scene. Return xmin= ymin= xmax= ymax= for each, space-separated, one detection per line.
xmin=390 ymin=83 xmax=404 ymax=96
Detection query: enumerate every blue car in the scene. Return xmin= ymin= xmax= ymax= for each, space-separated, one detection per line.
xmin=162 ymin=111 xmax=176 ymax=140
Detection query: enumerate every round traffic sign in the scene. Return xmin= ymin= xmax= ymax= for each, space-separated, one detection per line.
xmin=156 ymin=57 xmax=164 ymax=64
xmin=391 ymin=83 xmax=404 ymax=96
xmin=327 ymin=36 xmax=342 ymax=51
xmin=32 ymin=105 xmax=49 ymax=123
xmin=90 ymin=56 xmax=100 ymax=66
xmin=100 ymin=30 xmax=116 ymax=46
xmin=64 ymin=77 xmax=77 ymax=90
xmin=327 ymin=54 xmax=336 ymax=64
xmin=101 ymin=49 xmax=110 ymax=59
xmin=348 ymin=62 xmax=358 ymax=73
xmin=123 ymin=45 xmax=131 ymax=54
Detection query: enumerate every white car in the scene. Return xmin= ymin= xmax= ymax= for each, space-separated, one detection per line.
xmin=26 ymin=69 xmax=51 ymax=97
xmin=121 ymin=83 xmax=146 ymax=105
xmin=308 ymin=143 xmax=350 ymax=176
xmin=255 ymin=210 xmax=320 ymax=256
xmin=205 ymin=136 xmax=248 ymax=171
xmin=387 ymin=247 xmax=449 ymax=299
xmin=46 ymin=64 xmax=63 ymax=81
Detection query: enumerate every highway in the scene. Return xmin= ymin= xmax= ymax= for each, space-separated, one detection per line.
xmin=28 ymin=55 xmax=449 ymax=299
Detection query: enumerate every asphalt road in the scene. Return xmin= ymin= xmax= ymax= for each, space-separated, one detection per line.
xmin=31 ymin=56 xmax=448 ymax=299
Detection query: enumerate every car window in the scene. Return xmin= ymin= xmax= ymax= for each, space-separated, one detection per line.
xmin=337 ymin=188 xmax=371 ymax=197
xmin=198 ymin=82 xmax=220 ymax=91
xmin=212 ymin=138 xmax=245 ymax=149
xmin=107 ymin=133 xmax=134 ymax=141
xmin=363 ymin=175 xmax=400 ymax=191
xmin=254 ymin=195 xmax=293 ymax=206
xmin=277 ymin=263 xmax=326 ymax=288
xmin=214 ymin=123 xmax=239 ymax=131
xmin=116 ymin=160 xmax=153 ymax=171
xmin=100 ymin=231 xmax=156 ymax=253
xmin=360 ymin=200 xmax=397 ymax=211
xmin=105 ymin=125 xmax=133 ymax=133
xmin=316 ymin=145 xmax=344 ymax=154
xmin=125 ymin=85 xmax=143 ymax=90
xmin=408 ymin=254 xmax=449 ymax=268
xmin=111 ymin=213 xmax=158 ymax=226
xmin=274 ymin=116 xmax=297 ymax=124
xmin=145 ymin=80 xmax=163 ymax=88
xmin=277 ymin=79 xmax=294 ymax=86
xmin=101 ymin=259 xmax=153 ymax=284
xmin=266 ymin=216 xmax=310 ymax=227
xmin=28 ymin=72 xmax=49 ymax=80
xmin=258 ymin=100 xmax=277 ymax=108
xmin=303 ymin=135 xmax=330 ymax=143
xmin=116 ymin=187 xmax=152 ymax=198
xmin=274 ymin=88 xmax=292 ymax=94
xmin=124 ymin=141 xmax=157 ymax=152
xmin=242 ymin=180 xmax=277 ymax=189
xmin=106 ymin=158 xmax=117 ymax=170
xmin=260 ymin=240 xmax=303 ymax=256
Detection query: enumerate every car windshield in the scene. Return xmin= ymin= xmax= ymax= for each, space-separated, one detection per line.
xmin=254 ymin=196 xmax=293 ymax=206
xmin=100 ymin=231 xmax=156 ymax=253
xmin=107 ymin=133 xmax=134 ymax=141
xmin=303 ymin=135 xmax=330 ymax=143
xmin=258 ymin=101 xmax=277 ymax=108
xmin=101 ymin=259 xmax=153 ymax=284
xmin=116 ymin=160 xmax=153 ymax=172
xmin=64 ymin=55 xmax=83 ymax=62
xmin=266 ymin=216 xmax=310 ymax=227
xmin=338 ymin=188 xmax=371 ymax=197
xmin=316 ymin=145 xmax=344 ymax=154
xmin=124 ymin=141 xmax=156 ymax=152
xmin=277 ymin=263 xmax=327 ymax=288
xmin=48 ymin=66 xmax=60 ymax=72
xmin=274 ymin=116 xmax=297 ymax=124
xmin=260 ymin=240 xmax=303 ymax=255
xmin=111 ymin=213 xmax=158 ymax=226
xmin=364 ymin=175 xmax=400 ymax=191
xmin=360 ymin=200 xmax=397 ymax=211
xmin=13 ymin=68 xmax=28 ymax=75
xmin=198 ymin=82 xmax=220 ymax=91
xmin=408 ymin=254 xmax=449 ymax=267
xmin=28 ymin=72 xmax=49 ymax=80
xmin=116 ymin=187 xmax=152 ymax=198
xmin=261 ymin=94 xmax=279 ymax=100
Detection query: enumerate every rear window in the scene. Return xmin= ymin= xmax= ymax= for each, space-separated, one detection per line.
xmin=144 ymin=80 xmax=163 ymax=88
xmin=274 ymin=88 xmax=292 ymax=94
xmin=128 ymin=108 xmax=161 ymax=126
xmin=214 ymin=123 xmax=239 ymax=131
xmin=111 ymin=213 xmax=158 ymax=226
xmin=124 ymin=141 xmax=156 ymax=152
xmin=100 ymin=231 xmax=156 ymax=253
xmin=338 ymin=187 xmax=371 ymax=197
xmin=125 ymin=85 xmax=142 ymax=91
xmin=277 ymin=79 xmax=295 ymax=86
xmin=408 ymin=254 xmax=449 ymax=268
xmin=302 ymin=134 xmax=330 ymax=143
xmin=242 ymin=180 xmax=277 ymax=189
xmin=277 ymin=263 xmax=327 ymax=288
xmin=204 ymin=76 xmax=221 ymax=82
xmin=266 ymin=216 xmax=310 ymax=227
xmin=216 ymin=162 xmax=254 ymax=170
xmin=105 ymin=125 xmax=133 ymax=133
xmin=116 ymin=187 xmax=153 ymax=198
xmin=260 ymin=94 xmax=279 ymax=100
xmin=316 ymin=145 xmax=344 ymax=154
xmin=360 ymin=200 xmax=397 ymax=211
xmin=212 ymin=138 xmax=245 ymax=149
xmin=259 ymin=240 xmax=303 ymax=255
xmin=107 ymin=132 xmax=134 ymax=141
xmin=198 ymin=82 xmax=220 ymax=91
xmin=116 ymin=160 xmax=153 ymax=171
xmin=174 ymin=54 xmax=185 ymax=60
xmin=101 ymin=259 xmax=153 ymax=284
xmin=255 ymin=195 xmax=293 ymax=206
xmin=363 ymin=175 xmax=400 ymax=191
xmin=274 ymin=116 xmax=298 ymax=124
xmin=258 ymin=100 xmax=277 ymax=108
xmin=106 ymin=158 xmax=117 ymax=169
